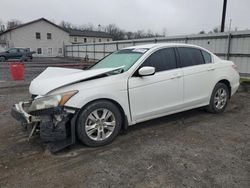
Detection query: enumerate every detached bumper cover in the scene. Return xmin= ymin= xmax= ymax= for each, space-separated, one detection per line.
xmin=11 ymin=102 xmax=40 ymax=124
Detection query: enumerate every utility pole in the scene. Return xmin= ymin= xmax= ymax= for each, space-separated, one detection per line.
xmin=220 ymin=0 xmax=227 ymax=32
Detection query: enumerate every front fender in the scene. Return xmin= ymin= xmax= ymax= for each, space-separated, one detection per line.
xmin=65 ymin=87 xmax=132 ymax=124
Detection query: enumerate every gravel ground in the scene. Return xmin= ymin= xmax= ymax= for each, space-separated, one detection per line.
xmin=0 ymin=82 xmax=249 ymax=188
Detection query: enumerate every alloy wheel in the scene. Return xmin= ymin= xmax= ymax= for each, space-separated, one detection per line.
xmin=85 ymin=108 xmax=116 ymax=141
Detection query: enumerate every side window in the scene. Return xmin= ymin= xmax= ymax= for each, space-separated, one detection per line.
xmin=8 ymin=48 xmax=17 ymax=53
xmin=178 ymin=47 xmax=204 ymax=67
xmin=201 ymin=50 xmax=212 ymax=63
xmin=142 ymin=48 xmax=177 ymax=72
xmin=19 ymin=49 xmax=25 ymax=53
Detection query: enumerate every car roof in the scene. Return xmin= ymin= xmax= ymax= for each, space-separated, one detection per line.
xmin=124 ymin=43 xmax=204 ymax=50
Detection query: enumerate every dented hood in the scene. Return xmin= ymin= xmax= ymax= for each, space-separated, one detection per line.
xmin=29 ymin=67 xmax=121 ymax=95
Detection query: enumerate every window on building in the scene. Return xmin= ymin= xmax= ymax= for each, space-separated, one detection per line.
xmin=84 ymin=38 xmax=87 ymax=43
xmin=178 ymin=47 xmax=205 ymax=67
xmin=107 ymin=39 xmax=110 ymax=42
xmin=36 ymin=32 xmax=41 ymax=39
xmin=141 ymin=48 xmax=177 ymax=72
xmin=47 ymin=33 xmax=52 ymax=39
xmin=58 ymin=48 xmax=63 ymax=54
xmin=48 ymin=48 xmax=52 ymax=55
xmin=99 ymin=38 xmax=102 ymax=42
xmin=74 ymin=37 xmax=77 ymax=42
xmin=37 ymin=48 xmax=42 ymax=54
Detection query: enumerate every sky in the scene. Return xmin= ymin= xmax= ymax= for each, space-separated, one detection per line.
xmin=0 ymin=0 xmax=250 ymax=35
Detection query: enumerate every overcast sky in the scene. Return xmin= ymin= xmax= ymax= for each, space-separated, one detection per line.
xmin=0 ymin=0 xmax=249 ymax=35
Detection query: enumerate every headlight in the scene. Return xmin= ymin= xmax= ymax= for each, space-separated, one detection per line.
xmin=29 ymin=90 xmax=78 ymax=112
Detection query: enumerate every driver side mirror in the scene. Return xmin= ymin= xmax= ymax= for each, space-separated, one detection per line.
xmin=138 ymin=66 xmax=155 ymax=76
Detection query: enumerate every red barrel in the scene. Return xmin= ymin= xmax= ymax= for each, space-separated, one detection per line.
xmin=9 ymin=62 xmax=25 ymax=80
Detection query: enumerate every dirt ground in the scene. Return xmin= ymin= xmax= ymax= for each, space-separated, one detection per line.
xmin=0 ymin=83 xmax=249 ymax=188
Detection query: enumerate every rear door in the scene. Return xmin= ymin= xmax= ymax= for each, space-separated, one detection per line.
xmin=128 ymin=47 xmax=183 ymax=122
xmin=177 ymin=47 xmax=216 ymax=107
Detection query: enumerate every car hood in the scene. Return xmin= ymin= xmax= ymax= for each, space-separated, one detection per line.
xmin=29 ymin=67 xmax=122 ymax=95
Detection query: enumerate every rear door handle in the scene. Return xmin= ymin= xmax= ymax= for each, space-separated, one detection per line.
xmin=207 ymin=67 xmax=215 ymax=71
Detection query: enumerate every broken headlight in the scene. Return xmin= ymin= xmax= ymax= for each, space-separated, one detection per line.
xmin=29 ymin=90 xmax=78 ymax=112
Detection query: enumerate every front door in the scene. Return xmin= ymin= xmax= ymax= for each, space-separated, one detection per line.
xmin=128 ymin=47 xmax=183 ymax=123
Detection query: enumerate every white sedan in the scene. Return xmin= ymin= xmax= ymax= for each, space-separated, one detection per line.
xmin=11 ymin=43 xmax=240 ymax=149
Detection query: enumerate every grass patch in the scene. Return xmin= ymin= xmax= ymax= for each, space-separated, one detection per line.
xmin=240 ymin=77 xmax=250 ymax=83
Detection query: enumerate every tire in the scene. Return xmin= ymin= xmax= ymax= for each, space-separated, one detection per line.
xmin=206 ymin=83 xmax=229 ymax=113
xmin=77 ymin=100 xmax=122 ymax=146
xmin=0 ymin=56 xmax=6 ymax=62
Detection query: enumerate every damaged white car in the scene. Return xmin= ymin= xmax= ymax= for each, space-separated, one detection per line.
xmin=11 ymin=43 xmax=240 ymax=150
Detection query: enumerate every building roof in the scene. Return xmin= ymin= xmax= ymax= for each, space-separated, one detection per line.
xmin=0 ymin=18 xmax=68 ymax=36
xmin=0 ymin=18 xmax=112 ymax=39
xmin=68 ymin=29 xmax=112 ymax=38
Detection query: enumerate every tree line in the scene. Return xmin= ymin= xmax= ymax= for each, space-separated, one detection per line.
xmin=0 ymin=19 xmax=165 ymax=41
xmin=59 ymin=21 xmax=165 ymax=40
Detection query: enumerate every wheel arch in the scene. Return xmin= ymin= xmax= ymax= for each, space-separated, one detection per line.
xmin=217 ymin=79 xmax=231 ymax=98
xmin=76 ymin=98 xmax=128 ymax=131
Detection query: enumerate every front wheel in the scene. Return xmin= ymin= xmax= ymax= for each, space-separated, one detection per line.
xmin=206 ymin=83 xmax=229 ymax=113
xmin=77 ymin=100 xmax=122 ymax=146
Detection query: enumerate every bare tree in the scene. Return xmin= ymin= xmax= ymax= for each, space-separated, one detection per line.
xmin=105 ymin=24 xmax=125 ymax=40
xmin=60 ymin=21 xmax=74 ymax=29
xmin=7 ymin=19 xmax=22 ymax=29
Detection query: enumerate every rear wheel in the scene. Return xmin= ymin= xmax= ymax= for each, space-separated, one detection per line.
xmin=77 ymin=100 xmax=122 ymax=146
xmin=206 ymin=83 xmax=229 ymax=113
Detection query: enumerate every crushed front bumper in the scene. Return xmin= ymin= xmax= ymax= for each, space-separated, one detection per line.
xmin=11 ymin=101 xmax=40 ymax=126
xmin=11 ymin=101 xmax=79 ymax=152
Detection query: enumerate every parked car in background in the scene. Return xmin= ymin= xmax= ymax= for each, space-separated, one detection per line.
xmin=0 ymin=48 xmax=35 ymax=62
xmin=11 ymin=43 xmax=240 ymax=150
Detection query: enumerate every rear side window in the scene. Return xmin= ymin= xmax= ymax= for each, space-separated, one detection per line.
xmin=142 ymin=48 xmax=177 ymax=72
xmin=201 ymin=50 xmax=212 ymax=63
xmin=178 ymin=47 xmax=204 ymax=67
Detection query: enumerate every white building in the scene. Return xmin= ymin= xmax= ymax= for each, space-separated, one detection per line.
xmin=0 ymin=18 xmax=113 ymax=57
xmin=68 ymin=29 xmax=112 ymax=44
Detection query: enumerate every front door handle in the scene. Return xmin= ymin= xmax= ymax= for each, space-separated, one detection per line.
xmin=170 ymin=74 xmax=182 ymax=79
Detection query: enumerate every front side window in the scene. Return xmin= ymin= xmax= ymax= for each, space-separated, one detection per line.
xmin=90 ymin=48 xmax=148 ymax=71
xmin=178 ymin=47 xmax=204 ymax=67
xmin=36 ymin=32 xmax=41 ymax=39
xmin=84 ymin=38 xmax=87 ymax=43
xmin=8 ymin=48 xmax=18 ymax=53
xmin=74 ymin=37 xmax=77 ymax=42
xmin=141 ymin=48 xmax=177 ymax=72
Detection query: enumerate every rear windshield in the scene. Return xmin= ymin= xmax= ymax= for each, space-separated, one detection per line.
xmin=90 ymin=48 xmax=148 ymax=71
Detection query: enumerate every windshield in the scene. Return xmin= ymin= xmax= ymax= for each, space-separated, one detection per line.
xmin=90 ymin=48 xmax=148 ymax=71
